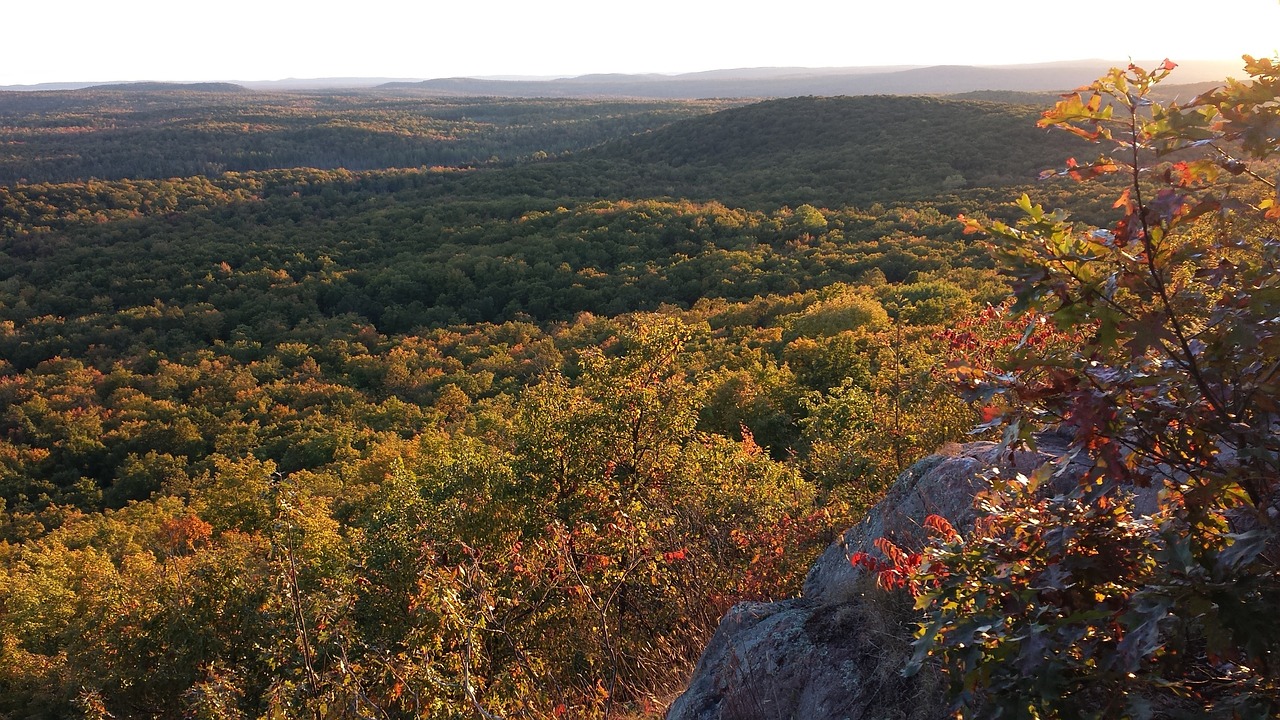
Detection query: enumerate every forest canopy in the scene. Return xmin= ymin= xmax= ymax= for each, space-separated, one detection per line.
xmin=0 ymin=58 xmax=1274 ymax=719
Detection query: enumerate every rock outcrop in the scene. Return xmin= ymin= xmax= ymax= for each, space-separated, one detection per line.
xmin=667 ymin=438 xmax=1078 ymax=720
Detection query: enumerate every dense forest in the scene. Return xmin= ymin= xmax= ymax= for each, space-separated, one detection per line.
xmin=0 ymin=90 xmax=735 ymax=185
xmin=1 ymin=58 xmax=1277 ymax=719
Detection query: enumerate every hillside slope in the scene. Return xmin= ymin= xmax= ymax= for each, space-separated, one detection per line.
xmin=508 ymin=95 xmax=1095 ymax=207
xmin=0 ymin=92 xmax=731 ymax=184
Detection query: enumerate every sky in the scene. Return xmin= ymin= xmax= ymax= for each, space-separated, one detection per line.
xmin=4 ymin=0 xmax=1279 ymax=85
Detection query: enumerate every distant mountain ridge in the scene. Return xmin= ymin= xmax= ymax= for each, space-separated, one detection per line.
xmin=1 ymin=60 xmax=1245 ymax=95
xmin=379 ymin=59 xmax=1244 ymax=98
xmin=84 ymin=81 xmax=247 ymax=92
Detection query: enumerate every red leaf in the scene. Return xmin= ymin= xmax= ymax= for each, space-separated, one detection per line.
xmin=924 ymin=514 xmax=961 ymax=542
xmin=874 ymin=537 xmax=908 ymax=568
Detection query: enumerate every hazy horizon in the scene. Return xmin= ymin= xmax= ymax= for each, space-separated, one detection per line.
xmin=6 ymin=0 xmax=1278 ymax=86
xmin=0 ymin=59 xmax=1257 ymax=92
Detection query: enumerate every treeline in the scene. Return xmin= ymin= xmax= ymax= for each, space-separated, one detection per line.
xmin=1 ymin=90 xmax=1105 ymax=211
xmin=0 ymin=90 xmax=733 ymax=184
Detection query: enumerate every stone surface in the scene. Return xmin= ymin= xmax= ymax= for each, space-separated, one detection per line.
xmin=667 ymin=437 xmax=1080 ymax=720
xmin=667 ymin=596 xmax=943 ymax=720
xmin=803 ymin=439 xmax=1073 ymax=605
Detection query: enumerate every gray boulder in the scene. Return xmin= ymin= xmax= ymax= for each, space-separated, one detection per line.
xmin=667 ymin=438 xmax=1077 ymax=720
xmin=804 ymin=439 xmax=1072 ymax=605
xmin=666 ymin=594 xmax=943 ymax=720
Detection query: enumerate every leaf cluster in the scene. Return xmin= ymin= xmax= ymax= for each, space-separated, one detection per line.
xmin=914 ymin=57 xmax=1280 ymax=718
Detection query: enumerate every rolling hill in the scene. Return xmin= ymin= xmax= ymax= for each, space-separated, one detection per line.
xmin=465 ymin=94 xmax=1095 ymax=209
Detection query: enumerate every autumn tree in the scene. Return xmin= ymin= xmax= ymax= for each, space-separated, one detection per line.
xmin=910 ymin=57 xmax=1280 ymax=717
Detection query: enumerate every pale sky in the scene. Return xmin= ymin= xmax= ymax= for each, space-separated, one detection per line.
xmin=4 ymin=0 xmax=1278 ymax=85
